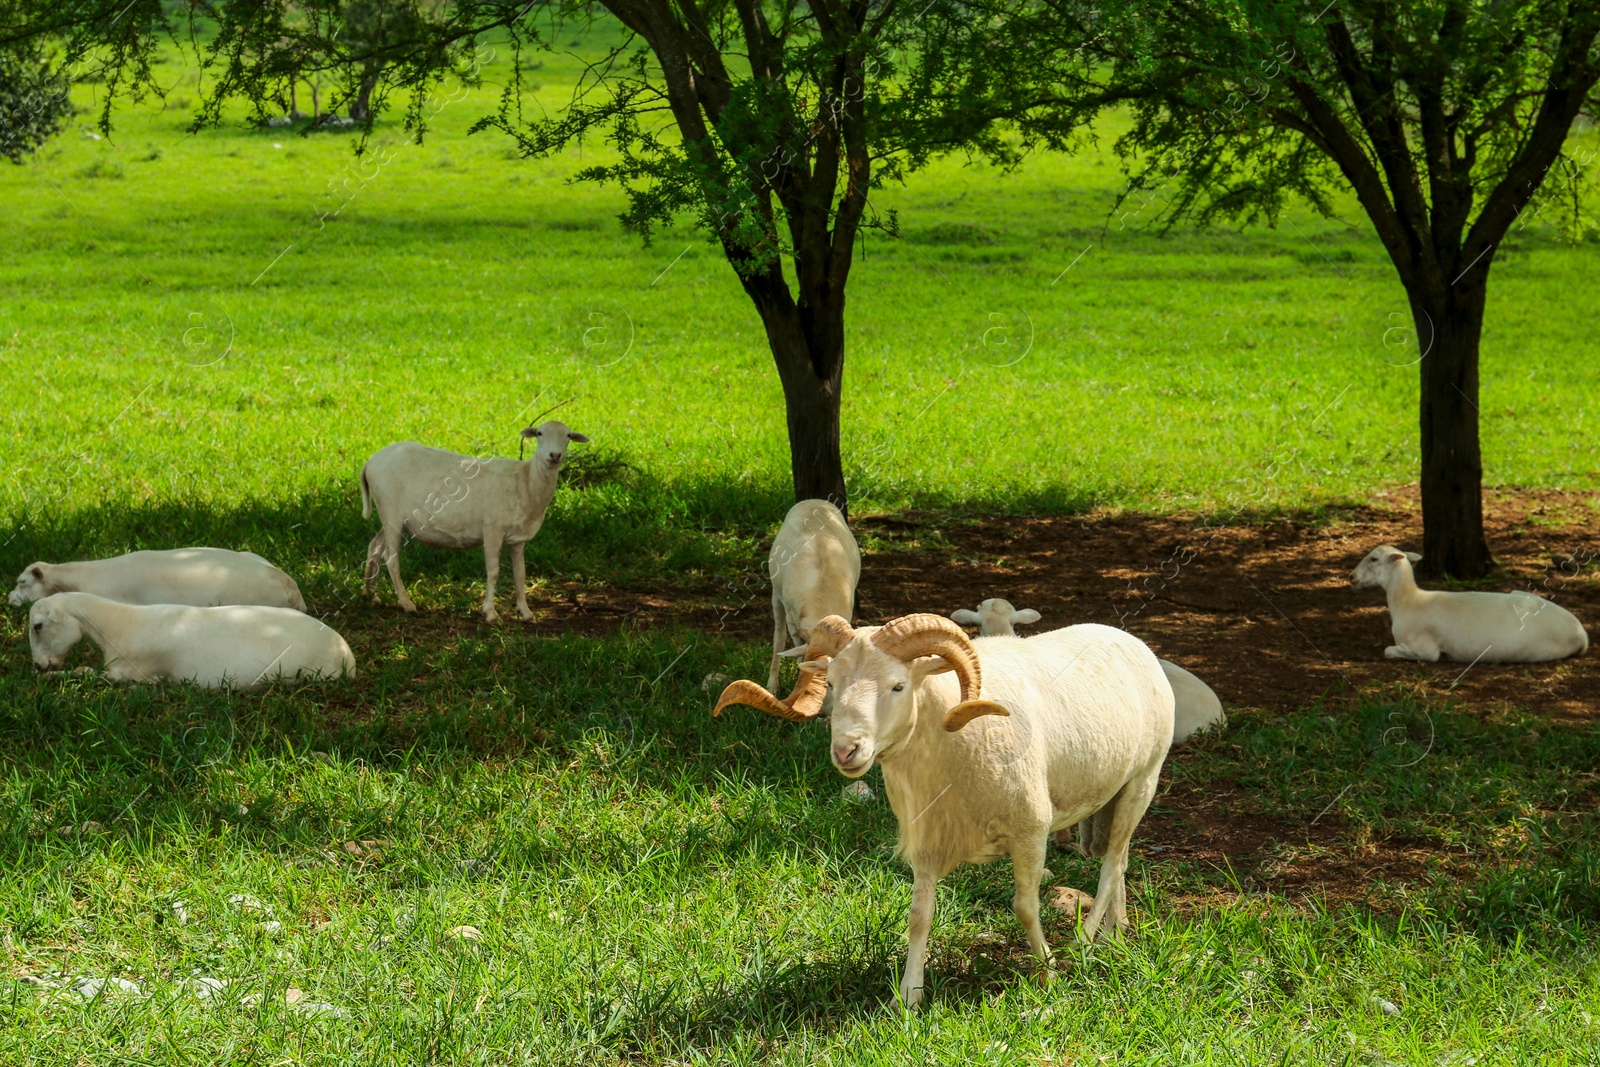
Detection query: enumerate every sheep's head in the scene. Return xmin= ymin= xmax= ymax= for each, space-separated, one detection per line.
xmin=950 ymin=598 xmax=1041 ymax=637
xmin=1349 ymin=545 xmax=1422 ymax=590
xmin=9 ymin=564 xmax=50 ymax=608
xmin=28 ymin=595 xmax=83 ymax=671
xmin=714 ymin=613 xmax=1009 ymax=778
xmin=520 ymin=419 xmax=590 ymax=471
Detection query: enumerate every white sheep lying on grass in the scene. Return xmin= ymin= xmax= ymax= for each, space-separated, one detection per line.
xmin=8 ymin=548 xmax=305 ymax=611
xmin=360 ymin=419 xmax=588 ymax=623
xmin=951 ymin=598 xmax=1226 ymax=743
xmin=28 ymin=593 xmax=355 ymax=687
xmin=766 ymin=499 xmax=860 ymax=692
xmin=1349 ymin=545 xmax=1589 ymax=662
xmin=715 ymin=613 xmax=1173 ymax=1009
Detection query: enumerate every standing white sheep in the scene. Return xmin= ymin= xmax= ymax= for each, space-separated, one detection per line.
xmin=9 ymin=548 xmax=305 ymax=611
xmin=951 ymin=598 xmax=1225 ymax=743
xmin=28 ymin=592 xmax=354 ymax=687
xmin=359 ymin=419 xmax=588 ymax=623
xmin=766 ymin=499 xmax=860 ymax=692
xmin=715 ymin=613 xmax=1173 ymax=1009
xmin=1349 ymin=544 xmax=1588 ymax=662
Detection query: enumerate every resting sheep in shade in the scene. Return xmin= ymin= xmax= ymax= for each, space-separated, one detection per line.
xmin=1349 ymin=545 xmax=1588 ymax=662
xmin=9 ymin=548 xmax=305 ymax=611
xmin=28 ymin=593 xmax=354 ymax=688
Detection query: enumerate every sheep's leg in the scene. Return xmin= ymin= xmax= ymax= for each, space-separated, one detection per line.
xmin=1081 ymin=769 xmax=1161 ymax=942
xmin=899 ymin=869 xmax=938 ymax=1010
xmin=481 ymin=532 xmax=503 ymax=624
xmin=768 ymin=594 xmax=788 ymax=692
xmin=1011 ymin=837 xmax=1053 ymax=985
xmin=363 ymin=531 xmax=386 ymax=598
xmin=382 ymin=525 xmax=417 ymax=613
xmin=1385 ymin=642 xmax=1439 ymax=662
xmin=511 ymin=542 xmax=534 ymax=622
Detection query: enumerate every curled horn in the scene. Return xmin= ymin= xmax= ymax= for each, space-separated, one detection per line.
xmin=713 ymin=616 xmax=859 ymax=722
xmin=869 ymin=613 xmax=1010 ymax=732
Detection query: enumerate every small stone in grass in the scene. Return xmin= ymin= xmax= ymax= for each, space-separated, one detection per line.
xmin=75 ymin=976 xmax=143 ymax=999
xmin=1046 ymin=886 xmax=1095 ymax=920
xmin=701 ymin=672 xmax=732 ymax=693
xmin=187 ymin=976 xmax=227 ymax=999
xmin=841 ymin=781 xmax=875 ymax=804
xmin=1040 ymin=868 xmax=1055 ymax=882
xmin=1373 ymin=995 xmax=1401 ymax=1017
xmin=447 ymin=925 xmax=484 ymax=942
xmin=170 ymin=900 xmax=190 ymax=925
xmin=228 ymin=894 xmax=267 ymax=914
xmin=262 ymin=920 xmax=283 ymax=935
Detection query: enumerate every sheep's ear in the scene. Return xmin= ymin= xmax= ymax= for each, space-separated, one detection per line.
xmin=1013 ymin=609 xmax=1041 ymax=625
xmin=520 ymin=426 xmax=540 ymax=438
xmin=911 ymin=654 xmax=956 ymax=677
xmin=776 ymin=643 xmax=811 ymax=659
xmin=950 ymin=609 xmax=981 ymax=626
xmin=797 ymin=657 xmax=831 ymax=674
xmin=30 ymin=566 xmax=43 ymax=579
xmin=1404 ymin=551 xmax=1422 ymax=563
xmin=567 ymin=431 xmax=590 ymax=444
xmin=1387 ymin=552 xmax=1406 ymax=563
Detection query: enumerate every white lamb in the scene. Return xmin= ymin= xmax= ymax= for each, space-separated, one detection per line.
xmin=360 ymin=419 xmax=588 ymax=623
xmin=715 ymin=613 xmax=1173 ymax=1009
xmin=951 ymin=599 xmax=1225 ymax=744
xmin=1349 ymin=544 xmax=1589 ymax=662
xmin=28 ymin=592 xmax=355 ymax=687
xmin=765 ymin=499 xmax=861 ymax=692
xmin=8 ymin=548 xmax=305 ymax=611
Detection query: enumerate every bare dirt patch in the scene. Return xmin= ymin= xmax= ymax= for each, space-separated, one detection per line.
xmin=510 ymin=484 xmax=1599 ymax=719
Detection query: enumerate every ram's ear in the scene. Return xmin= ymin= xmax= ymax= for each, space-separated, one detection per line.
xmin=911 ymin=654 xmax=956 ymax=678
xmin=776 ymin=643 xmax=811 ymax=659
xmin=796 ymin=657 xmax=831 ymax=674
xmin=950 ymin=609 xmax=981 ymax=626
xmin=1387 ymin=552 xmax=1406 ymax=563
xmin=1404 ymin=551 xmax=1422 ymax=563
xmin=1013 ymin=609 xmax=1041 ymax=626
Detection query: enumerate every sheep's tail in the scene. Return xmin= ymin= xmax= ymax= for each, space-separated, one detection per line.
xmin=359 ymin=464 xmax=372 ymax=520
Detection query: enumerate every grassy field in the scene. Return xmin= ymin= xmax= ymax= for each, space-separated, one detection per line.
xmin=2 ymin=21 xmax=1599 ymax=1065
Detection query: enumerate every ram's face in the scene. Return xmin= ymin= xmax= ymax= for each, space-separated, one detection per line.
xmin=822 ymin=637 xmax=918 ymax=778
xmin=28 ymin=597 xmax=81 ymax=671
xmin=9 ymin=565 xmax=47 ymax=607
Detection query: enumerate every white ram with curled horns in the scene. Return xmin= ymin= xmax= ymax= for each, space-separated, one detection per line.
xmin=714 ymin=613 xmax=1174 ymax=1010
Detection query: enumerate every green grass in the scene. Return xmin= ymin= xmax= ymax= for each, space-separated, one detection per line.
xmin=2 ymin=22 xmax=1600 ymax=1065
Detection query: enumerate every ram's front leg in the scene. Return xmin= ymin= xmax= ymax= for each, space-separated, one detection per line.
xmin=1011 ymin=836 xmax=1054 ymax=986
xmin=900 ymin=869 xmax=938 ymax=1010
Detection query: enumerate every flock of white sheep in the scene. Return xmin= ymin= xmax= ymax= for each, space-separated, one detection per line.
xmin=7 ymin=419 xmax=1591 ymax=1010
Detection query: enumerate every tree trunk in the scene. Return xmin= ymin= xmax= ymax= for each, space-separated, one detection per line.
xmin=350 ymin=67 xmax=378 ymax=122
xmin=750 ymin=287 xmax=848 ymax=515
xmin=1411 ymin=283 xmax=1493 ymax=579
